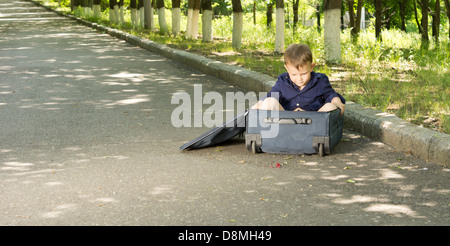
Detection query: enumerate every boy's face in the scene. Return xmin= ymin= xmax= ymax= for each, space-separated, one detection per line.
xmin=284 ymin=62 xmax=315 ymax=89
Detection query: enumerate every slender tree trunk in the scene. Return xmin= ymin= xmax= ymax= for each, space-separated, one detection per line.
xmin=420 ymin=0 xmax=429 ymax=47
xmin=202 ymin=0 xmax=213 ymax=42
xmin=275 ymin=0 xmax=284 ymax=53
xmin=293 ymin=0 xmax=299 ymax=28
xmin=172 ymin=0 xmax=181 ymax=35
xmin=232 ymin=0 xmax=243 ymax=49
xmin=414 ymin=0 xmax=422 ymax=33
xmin=347 ymin=0 xmax=355 ymax=30
xmin=399 ymin=0 xmax=407 ymax=31
xmin=353 ymin=0 xmax=362 ymax=36
xmin=253 ymin=0 xmax=257 ymax=25
xmin=324 ymin=0 xmax=342 ymax=64
xmin=267 ymin=1 xmax=273 ymax=27
xmin=157 ymin=0 xmax=167 ymax=34
xmin=432 ymin=0 xmax=440 ymax=43
xmin=375 ymin=0 xmax=382 ymax=41
xmin=316 ymin=3 xmax=321 ymax=31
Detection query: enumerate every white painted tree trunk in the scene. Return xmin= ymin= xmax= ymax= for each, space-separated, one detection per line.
xmin=275 ymin=7 xmax=284 ymax=53
xmin=83 ymin=7 xmax=91 ymax=17
xmin=131 ymin=8 xmax=137 ymax=27
xmin=110 ymin=7 xmax=116 ymax=23
xmin=158 ymin=7 xmax=168 ymax=33
xmin=186 ymin=8 xmax=193 ymax=38
xmin=119 ymin=5 xmax=125 ymax=24
xmin=191 ymin=9 xmax=200 ymax=39
xmin=202 ymin=10 xmax=213 ymax=42
xmin=113 ymin=5 xmax=120 ymax=24
xmin=324 ymin=8 xmax=341 ymax=63
xmin=144 ymin=0 xmax=153 ymax=30
xmin=93 ymin=4 xmax=101 ymax=18
xmin=139 ymin=7 xmax=145 ymax=28
xmin=172 ymin=7 xmax=181 ymax=35
xmin=232 ymin=11 xmax=243 ymax=49
xmin=187 ymin=9 xmax=200 ymax=39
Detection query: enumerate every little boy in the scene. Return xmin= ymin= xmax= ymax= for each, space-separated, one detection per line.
xmin=252 ymin=43 xmax=345 ymax=115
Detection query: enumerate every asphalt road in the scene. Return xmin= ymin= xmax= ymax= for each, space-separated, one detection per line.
xmin=1 ymin=0 xmax=449 ymax=227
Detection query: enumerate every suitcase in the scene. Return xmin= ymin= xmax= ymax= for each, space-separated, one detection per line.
xmin=245 ymin=109 xmax=343 ymax=156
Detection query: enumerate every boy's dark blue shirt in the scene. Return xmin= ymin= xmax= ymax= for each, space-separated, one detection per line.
xmin=265 ymin=71 xmax=345 ymax=111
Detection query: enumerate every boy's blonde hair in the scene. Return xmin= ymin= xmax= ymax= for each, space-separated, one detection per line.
xmin=284 ymin=44 xmax=313 ymax=68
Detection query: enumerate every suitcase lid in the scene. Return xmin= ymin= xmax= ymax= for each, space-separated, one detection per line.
xmin=180 ymin=110 xmax=248 ymax=150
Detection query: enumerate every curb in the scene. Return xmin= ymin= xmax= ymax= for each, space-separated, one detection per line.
xmin=29 ymin=1 xmax=449 ymax=167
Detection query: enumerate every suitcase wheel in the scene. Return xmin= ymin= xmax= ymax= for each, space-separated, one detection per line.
xmin=318 ymin=143 xmax=324 ymax=157
xmin=251 ymin=141 xmax=261 ymax=154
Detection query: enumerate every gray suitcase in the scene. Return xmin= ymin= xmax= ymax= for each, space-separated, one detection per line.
xmin=245 ymin=109 xmax=343 ymax=156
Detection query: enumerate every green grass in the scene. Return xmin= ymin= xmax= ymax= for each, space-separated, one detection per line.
xmin=40 ymin=0 xmax=450 ymax=133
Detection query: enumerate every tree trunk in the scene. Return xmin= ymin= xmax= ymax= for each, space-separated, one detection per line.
xmin=253 ymin=0 xmax=257 ymax=25
xmin=293 ymin=0 xmax=299 ymax=28
xmin=316 ymin=3 xmax=321 ymax=31
xmin=144 ymin=0 xmax=153 ymax=30
xmin=186 ymin=0 xmax=193 ymax=37
xmin=347 ymin=0 xmax=355 ymax=30
xmin=172 ymin=0 xmax=181 ymax=35
xmin=118 ymin=0 xmax=124 ymax=24
xmin=192 ymin=0 xmax=201 ymax=39
xmin=432 ymin=0 xmax=440 ymax=43
xmin=81 ymin=0 xmax=90 ymax=16
xmin=275 ymin=0 xmax=284 ymax=53
xmin=202 ymin=0 xmax=213 ymax=42
xmin=232 ymin=0 xmax=243 ymax=49
xmin=157 ymin=0 xmax=167 ymax=34
xmin=399 ymin=0 xmax=407 ymax=31
xmin=71 ymin=0 xmax=80 ymax=11
xmin=110 ymin=0 xmax=117 ymax=24
xmin=92 ymin=0 xmax=101 ymax=18
xmin=138 ymin=0 xmax=145 ymax=28
xmin=352 ymin=0 xmax=362 ymax=36
xmin=324 ymin=0 xmax=342 ymax=64
xmin=420 ymin=0 xmax=429 ymax=47
xmin=131 ymin=0 xmax=137 ymax=27
xmin=414 ymin=0 xmax=422 ymax=34
xmin=267 ymin=1 xmax=273 ymax=27
xmin=186 ymin=0 xmax=201 ymax=39
xmin=375 ymin=0 xmax=382 ymax=41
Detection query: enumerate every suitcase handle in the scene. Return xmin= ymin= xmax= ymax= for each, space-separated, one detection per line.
xmin=263 ymin=117 xmax=312 ymax=125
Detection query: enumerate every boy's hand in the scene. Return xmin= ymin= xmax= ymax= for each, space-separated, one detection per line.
xmin=331 ymin=97 xmax=345 ymax=116
xmin=251 ymin=101 xmax=261 ymax=110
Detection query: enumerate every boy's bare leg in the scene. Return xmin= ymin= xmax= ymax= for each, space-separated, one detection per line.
xmin=258 ymin=97 xmax=285 ymax=111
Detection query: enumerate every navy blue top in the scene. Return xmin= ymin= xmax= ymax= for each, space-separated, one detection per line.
xmin=265 ymin=72 xmax=345 ymax=111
